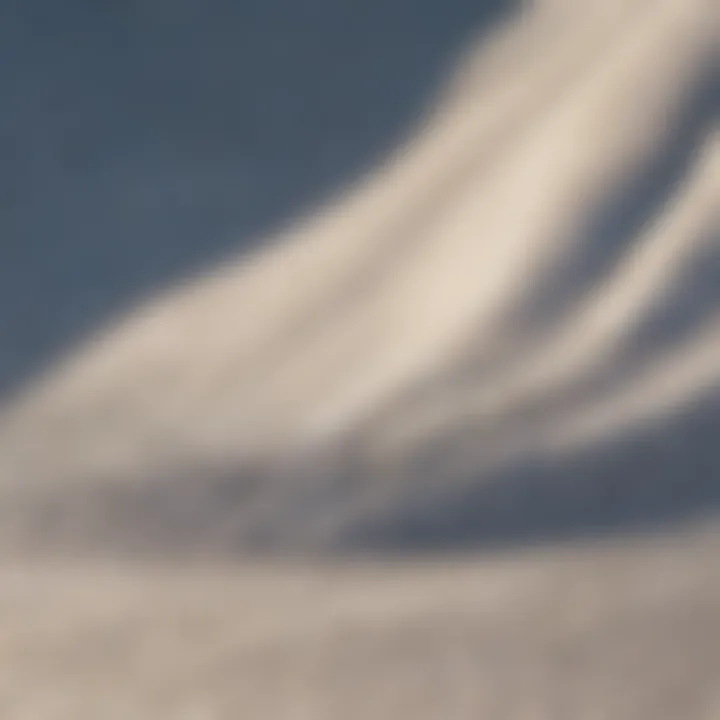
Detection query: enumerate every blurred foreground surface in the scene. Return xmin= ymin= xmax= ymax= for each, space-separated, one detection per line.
xmin=1 ymin=526 xmax=719 ymax=718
